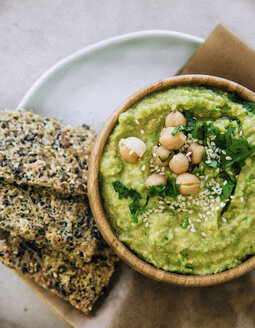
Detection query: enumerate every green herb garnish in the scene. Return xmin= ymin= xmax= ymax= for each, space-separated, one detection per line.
xmin=194 ymin=122 xmax=255 ymax=173
xmin=247 ymin=173 xmax=253 ymax=181
xmin=171 ymin=111 xmax=196 ymax=136
xmin=207 ymin=159 xmax=219 ymax=168
xmin=159 ymin=150 xmax=174 ymax=163
xmin=192 ymin=167 xmax=204 ymax=175
xmin=112 ymin=181 xmax=143 ymax=222
xmin=171 ymin=125 xmax=186 ymax=136
xmin=218 ymin=172 xmax=235 ymax=200
xmin=220 ymin=183 xmax=235 ymax=201
xmin=182 ymin=217 xmax=188 ymax=229
xmin=228 ymin=92 xmax=255 ymax=115
xmin=221 ymin=138 xmax=255 ymax=172
xmin=146 ymin=178 xmax=180 ymax=205
xmin=112 ymin=180 xmax=133 ymax=199
xmin=113 ymin=178 xmax=180 ymax=222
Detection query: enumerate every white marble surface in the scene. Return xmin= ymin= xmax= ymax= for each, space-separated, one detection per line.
xmin=0 ymin=1 xmax=255 ymax=327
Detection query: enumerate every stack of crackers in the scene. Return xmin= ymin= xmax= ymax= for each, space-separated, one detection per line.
xmin=0 ymin=110 xmax=118 ymax=314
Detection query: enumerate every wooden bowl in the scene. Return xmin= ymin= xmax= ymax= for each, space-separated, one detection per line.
xmin=88 ymin=74 xmax=255 ymax=286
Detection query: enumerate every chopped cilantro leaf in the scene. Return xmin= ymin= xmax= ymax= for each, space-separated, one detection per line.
xmin=247 ymin=173 xmax=253 ymax=181
xmin=146 ymin=178 xmax=180 ymax=205
xmin=218 ymin=172 xmax=235 ymax=200
xmin=222 ymin=138 xmax=255 ymax=170
xmin=202 ymin=151 xmax=207 ymax=162
xmin=228 ymin=92 xmax=255 ymax=115
xmin=195 ymin=121 xmax=255 ymax=173
xmin=159 ymin=150 xmax=174 ymax=162
xmin=220 ymin=183 xmax=234 ymax=201
xmin=129 ymin=198 xmax=145 ymax=223
xmin=192 ymin=167 xmax=204 ymax=175
xmin=113 ymin=178 xmax=180 ymax=223
xmin=112 ymin=181 xmax=143 ymax=222
xmin=183 ymin=217 xmax=188 ymax=229
xmin=192 ymin=122 xmax=208 ymax=140
xmin=185 ymin=111 xmax=197 ymax=131
xmin=207 ymin=159 xmax=219 ymax=168
xmin=171 ymin=111 xmax=196 ymax=136
xmin=171 ymin=125 xmax=186 ymax=136
xmin=112 ymin=181 xmax=131 ymax=199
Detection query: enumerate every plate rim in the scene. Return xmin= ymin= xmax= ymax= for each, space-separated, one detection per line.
xmin=17 ymin=29 xmax=204 ymax=109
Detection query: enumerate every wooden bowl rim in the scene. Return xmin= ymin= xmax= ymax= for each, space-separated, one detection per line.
xmin=88 ymin=74 xmax=255 ymax=286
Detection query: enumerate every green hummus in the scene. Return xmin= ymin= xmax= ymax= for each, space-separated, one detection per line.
xmin=100 ymin=86 xmax=255 ymax=275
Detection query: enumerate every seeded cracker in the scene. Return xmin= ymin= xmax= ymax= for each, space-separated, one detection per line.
xmin=0 ymin=181 xmax=100 ymax=263
xmin=0 ymin=236 xmax=119 ymax=314
xmin=0 ymin=110 xmax=96 ymax=195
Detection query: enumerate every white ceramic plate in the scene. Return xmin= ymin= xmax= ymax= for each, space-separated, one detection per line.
xmin=18 ymin=30 xmax=203 ymax=133
xmin=15 ymin=30 xmax=203 ymax=327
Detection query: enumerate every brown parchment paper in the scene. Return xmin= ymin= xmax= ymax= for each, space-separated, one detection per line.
xmin=177 ymin=23 xmax=255 ymax=92
xmin=14 ymin=24 xmax=255 ymax=328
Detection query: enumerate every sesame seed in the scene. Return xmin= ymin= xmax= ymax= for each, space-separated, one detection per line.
xmin=135 ymin=119 xmax=140 ymax=125
xmin=226 ymin=156 xmax=232 ymax=160
xmin=140 ymin=129 xmax=144 ymax=134
xmin=129 ymin=149 xmax=134 ymax=155
xmin=186 ymin=151 xmax=192 ymax=157
xmin=201 ymin=232 xmax=206 ymax=237
xmin=141 ymin=164 xmax=146 ymax=171
xmin=222 ymin=217 xmax=227 ymax=223
xmin=197 ymin=219 xmax=201 ymax=222
xmin=240 ymin=196 xmax=244 ymax=202
xmin=145 ymin=222 xmax=149 ymax=227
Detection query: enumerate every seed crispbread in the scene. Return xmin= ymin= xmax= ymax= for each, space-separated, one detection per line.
xmin=0 ymin=236 xmax=119 ymax=314
xmin=0 ymin=110 xmax=95 ymax=195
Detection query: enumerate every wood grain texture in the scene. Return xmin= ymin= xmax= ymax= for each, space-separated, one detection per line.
xmin=88 ymin=74 xmax=255 ymax=287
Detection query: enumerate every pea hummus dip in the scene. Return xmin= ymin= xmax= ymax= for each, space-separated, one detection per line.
xmin=100 ymin=86 xmax=255 ymax=275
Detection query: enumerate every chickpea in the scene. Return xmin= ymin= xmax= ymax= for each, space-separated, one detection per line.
xmin=176 ymin=173 xmax=200 ymax=195
xmin=119 ymin=137 xmax=146 ymax=163
xmin=169 ymin=153 xmax=189 ymax=174
xmin=159 ymin=127 xmax=186 ymax=150
xmin=154 ymin=146 xmax=174 ymax=166
xmin=145 ymin=174 xmax=167 ymax=188
xmin=187 ymin=143 xmax=206 ymax=164
xmin=165 ymin=110 xmax=187 ymax=127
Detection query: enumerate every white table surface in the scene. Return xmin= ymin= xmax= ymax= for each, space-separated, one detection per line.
xmin=0 ymin=1 xmax=255 ymax=327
